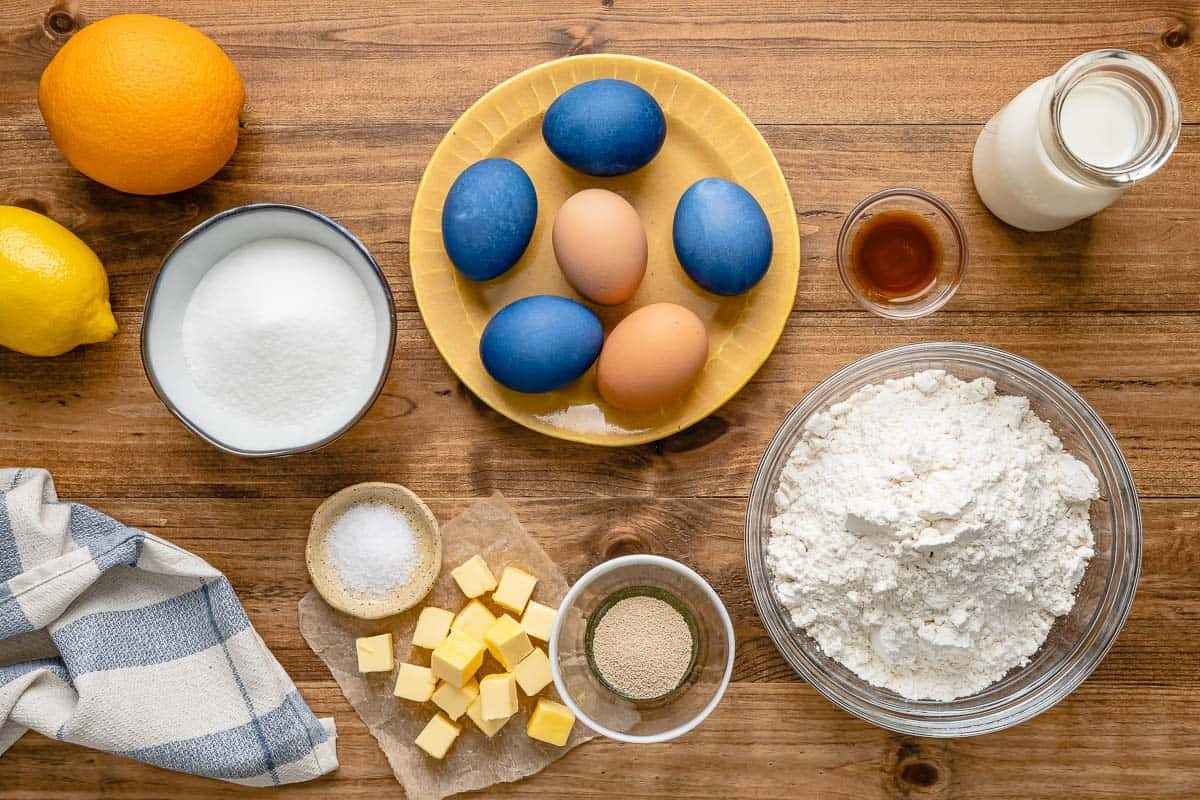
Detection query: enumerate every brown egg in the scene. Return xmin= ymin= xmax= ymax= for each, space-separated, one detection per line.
xmin=597 ymin=303 xmax=709 ymax=412
xmin=552 ymin=188 xmax=647 ymax=305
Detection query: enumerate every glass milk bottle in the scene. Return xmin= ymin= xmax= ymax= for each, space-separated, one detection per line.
xmin=972 ymin=49 xmax=1180 ymax=231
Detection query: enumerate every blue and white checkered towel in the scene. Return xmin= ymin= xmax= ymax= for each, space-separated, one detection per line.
xmin=0 ymin=468 xmax=338 ymax=785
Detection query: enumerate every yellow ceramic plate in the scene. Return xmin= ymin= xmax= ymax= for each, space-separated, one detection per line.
xmin=410 ymin=54 xmax=799 ymax=446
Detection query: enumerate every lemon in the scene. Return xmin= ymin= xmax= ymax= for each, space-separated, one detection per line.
xmin=0 ymin=206 xmax=117 ymax=357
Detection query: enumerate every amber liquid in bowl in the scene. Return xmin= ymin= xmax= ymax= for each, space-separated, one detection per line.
xmin=848 ymin=209 xmax=941 ymax=301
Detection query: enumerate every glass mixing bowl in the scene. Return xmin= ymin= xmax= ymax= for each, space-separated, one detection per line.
xmin=745 ymin=342 xmax=1141 ymax=736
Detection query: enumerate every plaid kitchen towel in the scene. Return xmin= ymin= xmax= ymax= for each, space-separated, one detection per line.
xmin=0 ymin=468 xmax=338 ymax=785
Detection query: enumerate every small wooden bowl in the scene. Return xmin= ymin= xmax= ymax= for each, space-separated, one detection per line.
xmin=306 ymin=482 xmax=442 ymax=619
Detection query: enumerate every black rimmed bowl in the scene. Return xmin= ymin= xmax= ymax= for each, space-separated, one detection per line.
xmin=141 ymin=203 xmax=395 ymax=457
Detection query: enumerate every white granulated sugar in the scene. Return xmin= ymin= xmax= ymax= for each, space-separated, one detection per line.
xmin=326 ymin=503 xmax=419 ymax=595
xmin=181 ymin=238 xmax=377 ymax=451
xmin=767 ymin=369 xmax=1098 ymax=701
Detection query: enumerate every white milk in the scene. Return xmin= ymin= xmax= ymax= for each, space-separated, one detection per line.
xmin=972 ymin=50 xmax=1180 ymax=232
xmin=1059 ymin=83 xmax=1144 ymax=168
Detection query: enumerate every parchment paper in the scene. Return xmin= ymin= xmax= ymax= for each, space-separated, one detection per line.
xmin=299 ymin=493 xmax=594 ymax=799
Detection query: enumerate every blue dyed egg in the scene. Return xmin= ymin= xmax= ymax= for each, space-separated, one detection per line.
xmin=442 ymin=158 xmax=537 ymax=281
xmin=479 ymin=295 xmax=603 ymax=393
xmin=542 ymin=79 xmax=666 ymax=177
xmin=673 ymin=178 xmax=773 ymax=296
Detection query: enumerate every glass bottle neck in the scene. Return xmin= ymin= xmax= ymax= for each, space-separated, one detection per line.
xmin=1037 ymin=49 xmax=1180 ymax=189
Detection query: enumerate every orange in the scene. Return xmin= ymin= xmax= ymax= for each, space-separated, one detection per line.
xmin=38 ymin=14 xmax=244 ymax=196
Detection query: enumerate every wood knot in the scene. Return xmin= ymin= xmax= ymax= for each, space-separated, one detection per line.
xmin=899 ymin=761 xmax=940 ymax=788
xmin=602 ymin=532 xmax=645 ymax=559
xmin=601 ymin=0 xmax=614 ymax=7
xmin=47 ymin=11 xmax=73 ymax=33
xmin=1162 ymin=22 xmax=1190 ymax=49
xmin=375 ymin=393 xmax=416 ymax=420
xmin=44 ymin=3 xmax=80 ymax=38
xmin=552 ymin=23 xmax=607 ymax=56
xmin=654 ymin=415 xmax=729 ymax=454
xmin=891 ymin=739 xmax=947 ymax=794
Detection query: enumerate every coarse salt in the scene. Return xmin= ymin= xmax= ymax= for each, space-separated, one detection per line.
xmin=326 ymin=503 xmax=419 ymax=595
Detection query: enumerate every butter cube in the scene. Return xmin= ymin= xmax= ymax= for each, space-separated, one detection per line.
xmin=527 ymin=697 xmax=575 ymax=746
xmin=466 ymin=694 xmax=510 ymax=738
xmin=355 ymin=633 xmax=394 ymax=673
xmin=393 ymin=663 xmax=437 ymax=702
xmin=451 ymin=554 xmax=497 ymax=599
xmin=451 ymin=599 xmax=497 ymax=639
xmin=431 ymin=678 xmax=479 ymax=721
xmin=483 ymin=614 xmax=533 ymax=670
xmin=430 ymin=629 xmax=485 ymax=688
xmin=413 ymin=606 xmax=455 ymax=650
xmin=415 ymin=712 xmax=461 ymax=759
xmin=513 ymin=647 xmax=553 ymax=696
xmin=492 ymin=566 xmax=538 ymax=615
xmin=520 ymin=600 xmax=558 ymax=642
xmin=479 ymin=672 xmax=518 ymax=721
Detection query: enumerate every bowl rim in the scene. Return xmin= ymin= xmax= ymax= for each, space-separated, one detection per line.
xmin=744 ymin=341 xmax=1142 ymax=736
xmin=140 ymin=202 xmax=397 ymax=458
xmin=305 ymin=481 xmax=443 ymax=619
xmin=549 ymin=554 xmax=736 ymax=743
xmin=835 ymin=187 xmax=969 ymax=320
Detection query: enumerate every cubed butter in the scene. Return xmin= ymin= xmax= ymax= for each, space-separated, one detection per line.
xmin=431 ymin=678 xmax=479 ymax=721
xmin=466 ymin=694 xmax=510 ymax=738
xmin=451 ymin=599 xmax=497 ymax=639
xmin=393 ymin=663 xmax=436 ymax=702
xmin=451 ymin=554 xmax=497 ymax=599
xmin=520 ymin=600 xmax=558 ymax=642
xmin=479 ymin=672 xmax=518 ymax=721
xmin=527 ymin=697 xmax=575 ymax=746
xmin=513 ymin=647 xmax=553 ymax=696
xmin=492 ymin=566 xmax=538 ymax=615
xmin=412 ymin=606 xmax=455 ymax=650
xmin=355 ymin=633 xmax=394 ymax=673
xmin=414 ymin=712 xmax=461 ymax=759
xmin=483 ymin=613 xmax=533 ymax=670
xmin=430 ymin=629 xmax=485 ymax=688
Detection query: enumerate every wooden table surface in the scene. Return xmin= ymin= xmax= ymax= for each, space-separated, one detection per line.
xmin=2 ymin=1 xmax=1198 ymax=797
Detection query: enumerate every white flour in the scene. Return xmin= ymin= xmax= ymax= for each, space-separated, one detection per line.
xmin=767 ymin=370 xmax=1098 ymax=700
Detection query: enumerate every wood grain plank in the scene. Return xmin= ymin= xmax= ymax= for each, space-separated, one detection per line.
xmin=1 ymin=311 xmax=1197 ymax=499
xmin=1 ymin=1 xmax=1198 ymax=797
xmin=3 ymin=680 xmax=1198 ymax=799
xmin=41 ymin=496 xmax=1197 ymax=690
xmin=1 ymin=125 xmax=1198 ymax=315
xmin=1 ymin=1 xmax=1197 ymax=126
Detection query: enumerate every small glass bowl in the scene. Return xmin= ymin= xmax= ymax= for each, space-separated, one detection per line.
xmin=745 ymin=342 xmax=1141 ymax=737
xmin=836 ymin=187 xmax=968 ymax=319
xmin=549 ymin=555 xmax=735 ymax=743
